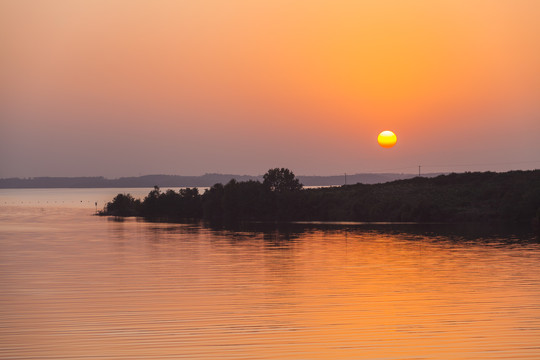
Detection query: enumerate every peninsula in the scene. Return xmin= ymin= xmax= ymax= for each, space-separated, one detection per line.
xmin=100 ymin=168 xmax=540 ymax=225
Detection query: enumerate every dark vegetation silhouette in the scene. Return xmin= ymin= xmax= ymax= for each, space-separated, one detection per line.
xmin=100 ymin=168 xmax=540 ymax=226
xmin=104 ymin=193 xmax=141 ymax=217
xmin=263 ymin=168 xmax=303 ymax=192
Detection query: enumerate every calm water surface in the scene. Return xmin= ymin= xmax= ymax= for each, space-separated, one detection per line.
xmin=1 ymin=189 xmax=540 ymax=359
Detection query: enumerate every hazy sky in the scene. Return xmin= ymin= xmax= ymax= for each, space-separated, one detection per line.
xmin=1 ymin=0 xmax=539 ymax=178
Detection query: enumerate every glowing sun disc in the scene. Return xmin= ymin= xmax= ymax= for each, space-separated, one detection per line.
xmin=378 ymin=130 xmax=397 ymax=148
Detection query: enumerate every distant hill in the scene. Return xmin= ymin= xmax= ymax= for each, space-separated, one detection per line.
xmin=0 ymin=173 xmax=443 ymax=189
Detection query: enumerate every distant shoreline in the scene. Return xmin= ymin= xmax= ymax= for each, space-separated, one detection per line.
xmin=0 ymin=172 xmax=444 ymax=189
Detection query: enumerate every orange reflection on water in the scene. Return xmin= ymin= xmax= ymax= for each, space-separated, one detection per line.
xmin=1 ymin=206 xmax=540 ymax=359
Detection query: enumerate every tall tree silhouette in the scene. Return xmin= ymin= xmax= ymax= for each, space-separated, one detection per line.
xmin=263 ymin=168 xmax=303 ymax=192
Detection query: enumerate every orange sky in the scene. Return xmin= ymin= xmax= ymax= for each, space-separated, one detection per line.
xmin=1 ymin=0 xmax=539 ymax=177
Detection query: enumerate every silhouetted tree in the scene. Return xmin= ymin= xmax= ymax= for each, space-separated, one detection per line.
xmin=202 ymin=183 xmax=225 ymax=221
xmin=220 ymin=179 xmax=270 ymax=221
xmin=140 ymin=185 xmax=162 ymax=216
xmin=263 ymin=168 xmax=303 ymax=192
xmin=103 ymin=193 xmax=141 ymax=216
xmin=178 ymin=187 xmax=203 ymax=218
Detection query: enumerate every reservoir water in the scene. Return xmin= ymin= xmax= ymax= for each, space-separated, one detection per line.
xmin=1 ymin=189 xmax=540 ymax=359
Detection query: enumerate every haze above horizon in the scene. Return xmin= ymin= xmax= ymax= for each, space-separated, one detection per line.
xmin=1 ymin=1 xmax=539 ymax=178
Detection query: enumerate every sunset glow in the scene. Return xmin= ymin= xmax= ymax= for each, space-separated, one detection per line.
xmin=1 ymin=1 xmax=539 ymax=177
xmin=1 ymin=2 xmax=540 ymax=358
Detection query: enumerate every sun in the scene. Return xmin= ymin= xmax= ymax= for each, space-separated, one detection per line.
xmin=378 ymin=130 xmax=397 ymax=148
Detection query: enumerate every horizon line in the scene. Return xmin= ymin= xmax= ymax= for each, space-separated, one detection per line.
xmin=3 ymin=168 xmax=540 ymax=181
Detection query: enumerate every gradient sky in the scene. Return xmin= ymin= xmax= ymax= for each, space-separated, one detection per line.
xmin=1 ymin=0 xmax=539 ymax=178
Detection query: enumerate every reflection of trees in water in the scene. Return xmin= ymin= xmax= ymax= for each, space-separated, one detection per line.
xmin=262 ymin=230 xmax=299 ymax=246
xmin=209 ymin=221 xmax=538 ymax=245
xmin=205 ymin=221 xmax=305 ymax=248
xmin=120 ymin=215 xmax=536 ymax=248
xmin=140 ymin=220 xmax=203 ymax=248
xmin=360 ymin=222 xmax=537 ymax=243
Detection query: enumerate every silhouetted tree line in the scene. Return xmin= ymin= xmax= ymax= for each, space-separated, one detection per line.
xmin=100 ymin=168 xmax=540 ymax=225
